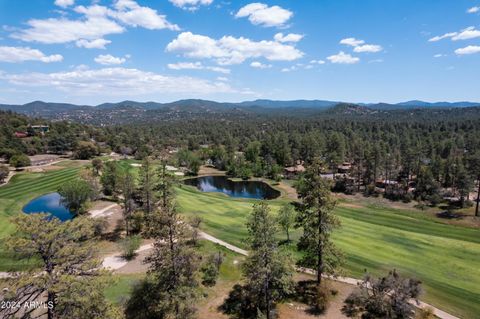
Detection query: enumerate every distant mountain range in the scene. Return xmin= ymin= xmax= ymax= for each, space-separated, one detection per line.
xmin=0 ymin=99 xmax=479 ymax=125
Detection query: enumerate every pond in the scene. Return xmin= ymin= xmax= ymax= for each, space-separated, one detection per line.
xmin=184 ymin=176 xmax=280 ymax=200
xmin=23 ymin=192 xmax=74 ymax=221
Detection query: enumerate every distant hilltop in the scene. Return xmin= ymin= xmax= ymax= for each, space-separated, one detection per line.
xmin=1 ymin=99 xmax=479 ymax=125
xmin=1 ymin=98 xmax=479 ymax=113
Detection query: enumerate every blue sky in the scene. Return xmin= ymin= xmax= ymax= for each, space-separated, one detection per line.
xmin=0 ymin=0 xmax=479 ymax=105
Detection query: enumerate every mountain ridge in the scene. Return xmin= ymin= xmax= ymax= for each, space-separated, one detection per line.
xmin=1 ymin=99 xmax=479 ymax=113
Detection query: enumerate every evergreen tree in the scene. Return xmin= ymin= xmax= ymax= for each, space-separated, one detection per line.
xmin=138 ymin=157 xmax=157 ymax=216
xmin=276 ymin=203 xmax=295 ymax=242
xmin=119 ymin=169 xmax=136 ymax=236
xmin=100 ymin=161 xmax=118 ymax=196
xmin=295 ymin=159 xmax=343 ymax=286
xmin=466 ymin=151 xmax=480 ymax=216
xmin=1 ymin=214 xmax=120 ymax=319
xmin=129 ymin=161 xmax=199 ymax=319
xmin=236 ymin=202 xmax=294 ymax=319
xmin=58 ymin=178 xmax=94 ymax=215
xmin=342 ymin=270 xmax=422 ymax=319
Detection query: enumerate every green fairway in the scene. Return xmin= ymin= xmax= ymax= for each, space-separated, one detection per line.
xmin=176 ymin=185 xmax=480 ymax=319
xmin=0 ymin=163 xmax=83 ymax=270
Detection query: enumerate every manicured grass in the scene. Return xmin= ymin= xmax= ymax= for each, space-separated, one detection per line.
xmin=176 ymin=185 xmax=480 ymax=319
xmin=0 ymin=163 xmax=83 ymax=271
xmin=105 ymin=273 xmax=145 ymax=305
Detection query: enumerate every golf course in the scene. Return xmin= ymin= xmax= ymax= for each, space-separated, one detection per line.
xmin=176 ymin=185 xmax=480 ymax=318
xmin=0 ymin=162 xmax=479 ymax=318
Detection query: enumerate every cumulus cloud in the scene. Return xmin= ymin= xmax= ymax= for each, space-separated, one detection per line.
xmin=0 ymin=46 xmax=63 ymax=63
xmin=0 ymin=67 xmax=236 ymax=96
xmin=327 ymin=51 xmax=359 ymax=64
xmin=166 ymin=32 xmax=303 ymax=65
xmin=340 ymin=37 xmax=365 ymax=47
xmin=167 ymin=61 xmax=230 ymax=73
xmin=250 ymin=61 xmax=272 ymax=69
xmin=76 ymin=38 xmax=111 ymax=49
xmin=429 ymin=26 xmax=480 ymax=42
xmin=353 ymin=44 xmax=383 ymax=53
xmin=54 ymin=0 xmax=74 ymax=8
xmin=340 ymin=37 xmax=382 ymax=53
xmin=11 ymin=0 xmax=178 ymax=45
xmin=467 ymin=6 xmax=479 ymax=13
xmin=110 ymin=0 xmax=179 ymax=30
xmin=309 ymin=59 xmax=325 ymax=64
xmin=235 ymin=3 xmax=293 ymax=27
xmin=11 ymin=15 xmax=124 ymax=44
xmin=94 ymin=54 xmax=126 ymax=65
xmin=455 ymin=45 xmax=480 ymax=55
xmin=274 ymin=33 xmax=303 ymax=43
xmin=168 ymin=0 xmax=213 ymax=10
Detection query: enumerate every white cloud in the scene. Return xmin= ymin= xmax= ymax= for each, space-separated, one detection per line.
xmin=216 ymin=76 xmax=228 ymax=82
xmin=455 ymin=45 xmax=480 ymax=55
xmin=11 ymin=15 xmax=124 ymax=44
xmin=467 ymin=6 xmax=479 ymax=13
xmin=353 ymin=44 xmax=383 ymax=53
xmin=168 ymin=61 xmax=203 ymax=70
xmin=169 ymin=0 xmax=213 ymax=10
xmin=340 ymin=37 xmax=365 ymax=47
xmin=309 ymin=59 xmax=325 ymax=64
xmin=11 ymin=1 xmax=178 ymax=45
xmin=433 ymin=53 xmax=445 ymax=58
xmin=94 ymin=54 xmax=126 ymax=65
xmin=54 ymin=0 xmax=74 ymax=8
xmin=235 ymin=3 xmax=293 ymax=28
xmin=166 ymin=32 xmax=303 ymax=65
xmin=340 ymin=37 xmax=382 ymax=53
xmin=250 ymin=61 xmax=272 ymax=69
xmin=428 ymin=32 xmax=457 ymax=42
xmin=0 ymin=46 xmax=63 ymax=63
xmin=76 ymin=38 xmax=111 ymax=49
xmin=110 ymin=0 xmax=179 ymax=30
xmin=167 ymin=61 xmax=230 ymax=73
xmin=0 ymin=67 xmax=236 ymax=96
xmin=452 ymin=27 xmax=480 ymax=40
xmin=274 ymin=33 xmax=303 ymax=43
xmin=429 ymin=26 xmax=480 ymax=42
xmin=327 ymin=51 xmax=359 ymax=64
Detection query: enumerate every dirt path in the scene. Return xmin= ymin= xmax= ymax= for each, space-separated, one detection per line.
xmin=0 ymin=170 xmax=15 ymax=188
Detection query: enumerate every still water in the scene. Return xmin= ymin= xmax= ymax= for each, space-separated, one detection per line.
xmin=23 ymin=192 xmax=74 ymax=221
xmin=184 ymin=176 xmax=280 ymax=200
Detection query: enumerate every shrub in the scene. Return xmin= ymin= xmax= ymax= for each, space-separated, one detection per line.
xmin=0 ymin=165 xmax=9 ymax=183
xmin=74 ymin=141 xmax=99 ymax=160
xmin=416 ymin=307 xmax=435 ymax=319
xmin=295 ymin=281 xmax=332 ymax=314
xmin=9 ymin=153 xmax=31 ymax=168
xmin=201 ymin=252 xmax=223 ymax=287
xmin=120 ymin=235 xmax=142 ymax=260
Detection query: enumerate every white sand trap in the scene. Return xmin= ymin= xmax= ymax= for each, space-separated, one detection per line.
xmin=102 ymin=243 xmax=153 ymax=270
xmin=90 ymin=204 xmax=118 ymax=218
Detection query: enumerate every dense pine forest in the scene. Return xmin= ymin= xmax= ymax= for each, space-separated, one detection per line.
xmin=2 ymin=105 xmax=480 ymax=210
